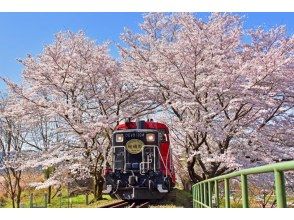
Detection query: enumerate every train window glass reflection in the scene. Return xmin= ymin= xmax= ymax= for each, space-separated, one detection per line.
xmin=125 ymin=151 xmax=142 ymax=171
xmin=114 ymin=147 xmax=124 ymax=170
xmin=159 ymin=129 xmax=168 ymax=142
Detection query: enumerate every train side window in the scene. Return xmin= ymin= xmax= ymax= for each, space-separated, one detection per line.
xmin=159 ymin=129 xmax=168 ymax=142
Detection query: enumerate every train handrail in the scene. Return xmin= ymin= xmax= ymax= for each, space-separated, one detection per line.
xmin=111 ymin=145 xmax=169 ymax=176
xmin=139 ymin=161 xmax=152 ymax=174
xmin=192 ymin=160 xmax=294 ymax=208
xmin=144 ymin=145 xmax=169 ymax=176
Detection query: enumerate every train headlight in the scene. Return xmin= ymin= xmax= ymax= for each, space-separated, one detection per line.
xmin=146 ymin=133 xmax=155 ymax=142
xmin=116 ymin=134 xmax=124 ymax=142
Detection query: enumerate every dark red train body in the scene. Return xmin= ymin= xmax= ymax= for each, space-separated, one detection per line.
xmin=103 ymin=119 xmax=176 ymax=200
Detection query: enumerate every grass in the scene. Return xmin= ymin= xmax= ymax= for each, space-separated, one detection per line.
xmin=2 ymin=186 xmax=293 ymax=208
xmin=1 ymin=187 xmax=117 ymax=208
xmin=1 ymin=186 xmax=193 ymax=208
xmin=149 ymin=187 xmax=193 ymax=208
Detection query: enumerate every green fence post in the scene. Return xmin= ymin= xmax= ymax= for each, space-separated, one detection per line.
xmin=214 ymin=180 xmax=219 ymax=208
xmin=195 ymin=185 xmax=198 ymax=208
xmin=200 ymin=183 xmax=204 ymax=207
xmin=192 ymin=185 xmax=195 ymax=208
xmin=274 ymin=169 xmax=287 ymax=208
xmin=191 ymin=161 xmax=294 ymax=209
xmin=194 ymin=185 xmax=196 ymax=208
xmin=192 ymin=185 xmax=194 ymax=207
xmin=204 ymin=182 xmax=207 ymax=206
xmin=192 ymin=185 xmax=193 ymax=207
xmin=197 ymin=185 xmax=200 ymax=208
xmin=241 ymin=174 xmax=249 ymax=208
xmin=224 ymin=178 xmax=230 ymax=208
xmin=208 ymin=181 xmax=212 ymax=207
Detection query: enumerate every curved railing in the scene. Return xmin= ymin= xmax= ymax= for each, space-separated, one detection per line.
xmin=192 ymin=161 xmax=294 ymax=208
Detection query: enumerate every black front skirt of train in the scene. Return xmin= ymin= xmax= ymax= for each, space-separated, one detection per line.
xmin=103 ymin=170 xmax=171 ymax=200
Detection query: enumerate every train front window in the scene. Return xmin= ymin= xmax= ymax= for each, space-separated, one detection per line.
xmin=125 ymin=152 xmax=142 ymax=171
xmin=113 ymin=147 xmax=125 ymax=170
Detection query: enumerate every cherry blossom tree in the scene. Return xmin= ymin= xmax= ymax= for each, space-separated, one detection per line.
xmin=1 ymin=13 xmax=292 ymax=201
xmin=3 ymin=31 xmax=159 ymax=200
xmin=0 ymin=94 xmax=27 ymax=208
xmin=120 ymin=13 xmax=294 ymax=183
xmin=4 ymin=93 xmax=61 ymax=202
xmin=3 ymin=31 xmax=116 ymax=200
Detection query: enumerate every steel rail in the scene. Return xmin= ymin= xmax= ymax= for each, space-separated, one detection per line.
xmin=100 ymin=200 xmax=150 ymax=208
xmin=135 ymin=201 xmax=150 ymax=208
xmin=111 ymin=201 xmax=130 ymax=208
xmin=99 ymin=200 xmax=128 ymax=208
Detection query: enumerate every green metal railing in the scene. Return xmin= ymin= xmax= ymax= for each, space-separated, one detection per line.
xmin=192 ymin=161 xmax=294 ymax=208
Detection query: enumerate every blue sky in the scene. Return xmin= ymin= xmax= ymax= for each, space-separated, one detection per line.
xmin=0 ymin=12 xmax=293 ymax=90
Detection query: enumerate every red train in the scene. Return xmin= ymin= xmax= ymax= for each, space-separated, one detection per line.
xmin=103 ymin=119 xmax=176 ymax=200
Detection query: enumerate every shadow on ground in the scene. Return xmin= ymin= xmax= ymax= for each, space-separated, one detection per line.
xmin=150 ymin=188 xmax=193 ymax=208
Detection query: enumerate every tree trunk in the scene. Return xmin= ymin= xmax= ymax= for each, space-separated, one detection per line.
xmin=15 ymin=171 xmax=22 ymax=208
xmin=97 ymin=176 xmax=104 ymax=200
xmin=16 ymin=179 xmax=22 ymax=208
xmin=16 ymin=193 xmax=21 ymax=208
xmin=11 ymin=194 xmax=15 ymax=208
xmin=187 ymin=155 xmax=203 ymax=184
xmin=47 ymin=186 xmax=52 ymax=204
xmin=93 ymin=173 xmax=104 ymax=201
xmin=93 ymin=177 xmax=98 ymax=202
xmin=44 ymin=168 xmax=52 ymax=204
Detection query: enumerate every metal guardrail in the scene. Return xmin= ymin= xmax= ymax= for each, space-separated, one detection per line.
xmin=192 ymin=161 xmax=294 ymax=208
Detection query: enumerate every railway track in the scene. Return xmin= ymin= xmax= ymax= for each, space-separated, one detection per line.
xmin=100 ymin=200 xmax=150 ymax=208
xmin=133 ymin=201 xmax=149 ymax=208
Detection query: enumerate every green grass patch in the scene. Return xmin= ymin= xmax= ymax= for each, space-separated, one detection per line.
xmin=150 ymin=187 xmax=193 ymax=208
xmin=2 ymin=187 xmax=116 ymax=208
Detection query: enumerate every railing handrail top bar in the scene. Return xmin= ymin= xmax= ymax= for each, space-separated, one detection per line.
xmin=194 ymin=161 xmax=294 ymax=185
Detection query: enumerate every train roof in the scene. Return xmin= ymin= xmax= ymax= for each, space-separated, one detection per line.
xmin=115 ymin=121 xmax=169 ymax=133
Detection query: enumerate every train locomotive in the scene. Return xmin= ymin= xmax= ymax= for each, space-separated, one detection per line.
xmin=103 ymin=119 xmax=176 ymax=200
